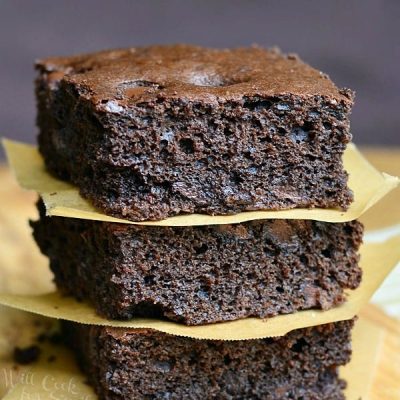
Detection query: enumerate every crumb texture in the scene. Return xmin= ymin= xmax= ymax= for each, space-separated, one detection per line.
xmin=32 ymin=202 xmax=363 ymax=325
xmin=36 ymin=45 xmax=354 ymax=221
xmin=62 ymin=319 xmax=354 ymax=399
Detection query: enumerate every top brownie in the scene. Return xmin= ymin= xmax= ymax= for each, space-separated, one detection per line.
xmin=36 ymin=45 xmax=354 ymax=221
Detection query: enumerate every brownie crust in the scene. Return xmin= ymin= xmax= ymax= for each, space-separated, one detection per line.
xmin=62 ymin=319 xmax=354 ymax=399
xmin=36 ymin=45 xmax=354 ymax=221
xmin=32 ymin=202 xmax=363 ymax=325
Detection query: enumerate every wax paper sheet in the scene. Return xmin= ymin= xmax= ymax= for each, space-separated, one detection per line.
xmin=0 ymin=307 xmax=381 ymax=400
xmin=0 ymin=237 xmax=398 ymax=340
xmin=3 ymin=139 xmax=399 ymax=226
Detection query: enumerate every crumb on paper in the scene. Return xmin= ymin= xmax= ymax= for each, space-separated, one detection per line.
xmin=13 ymin=345 xmax=41 ymax=365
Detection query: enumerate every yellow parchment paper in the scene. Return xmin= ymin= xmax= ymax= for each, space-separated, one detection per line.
xmin=0 ymin=309 xmax=95 ymax=400
xmin=0 ymin=237 xmax=398 ymax=341
xmin=0 ymin=307 xmax=382 ymax=400
xmin=3 ymin=139 xmax=399 ymax=226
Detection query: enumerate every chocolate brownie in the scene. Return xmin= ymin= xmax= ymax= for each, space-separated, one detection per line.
xmin=32 ymin=202 xmax=363 ymax=325
xmin=62 ymin=319 xmax=354 ymax=400
xmin=36 ymin=44 xmax=354 ymax=221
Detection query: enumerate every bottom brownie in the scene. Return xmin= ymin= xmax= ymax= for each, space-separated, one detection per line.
xmin=62 ymin=319 xmax=354 ymax=400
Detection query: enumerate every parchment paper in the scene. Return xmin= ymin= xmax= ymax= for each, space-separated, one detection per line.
xmin=3 ymin=139 xmax=399 ymax=226
xmin=0 ymin=307 xmax=382 ymax=400
xmin=0 ymin=237 xmax=398 ymax=341
xmin=0 ymin=309 xmax=95 ymax=399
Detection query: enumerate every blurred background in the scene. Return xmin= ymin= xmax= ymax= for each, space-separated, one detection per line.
xmin=1 ymin=0 xmax=399 ymax=160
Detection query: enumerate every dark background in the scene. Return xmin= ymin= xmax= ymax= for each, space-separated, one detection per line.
xmin=1 ymin=0 xmax=399 ymax=160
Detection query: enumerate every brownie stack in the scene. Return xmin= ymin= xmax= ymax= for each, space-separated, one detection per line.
xmin=31 ymin=45 xmax=363 ymax=399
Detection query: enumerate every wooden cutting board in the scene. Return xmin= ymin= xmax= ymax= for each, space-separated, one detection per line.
xmin=357 ymin=305 xmax=400 ymax=399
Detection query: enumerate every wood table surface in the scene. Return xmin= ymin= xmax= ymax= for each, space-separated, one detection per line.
xmin=0 ymin=147 xmax=399 ymax=399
